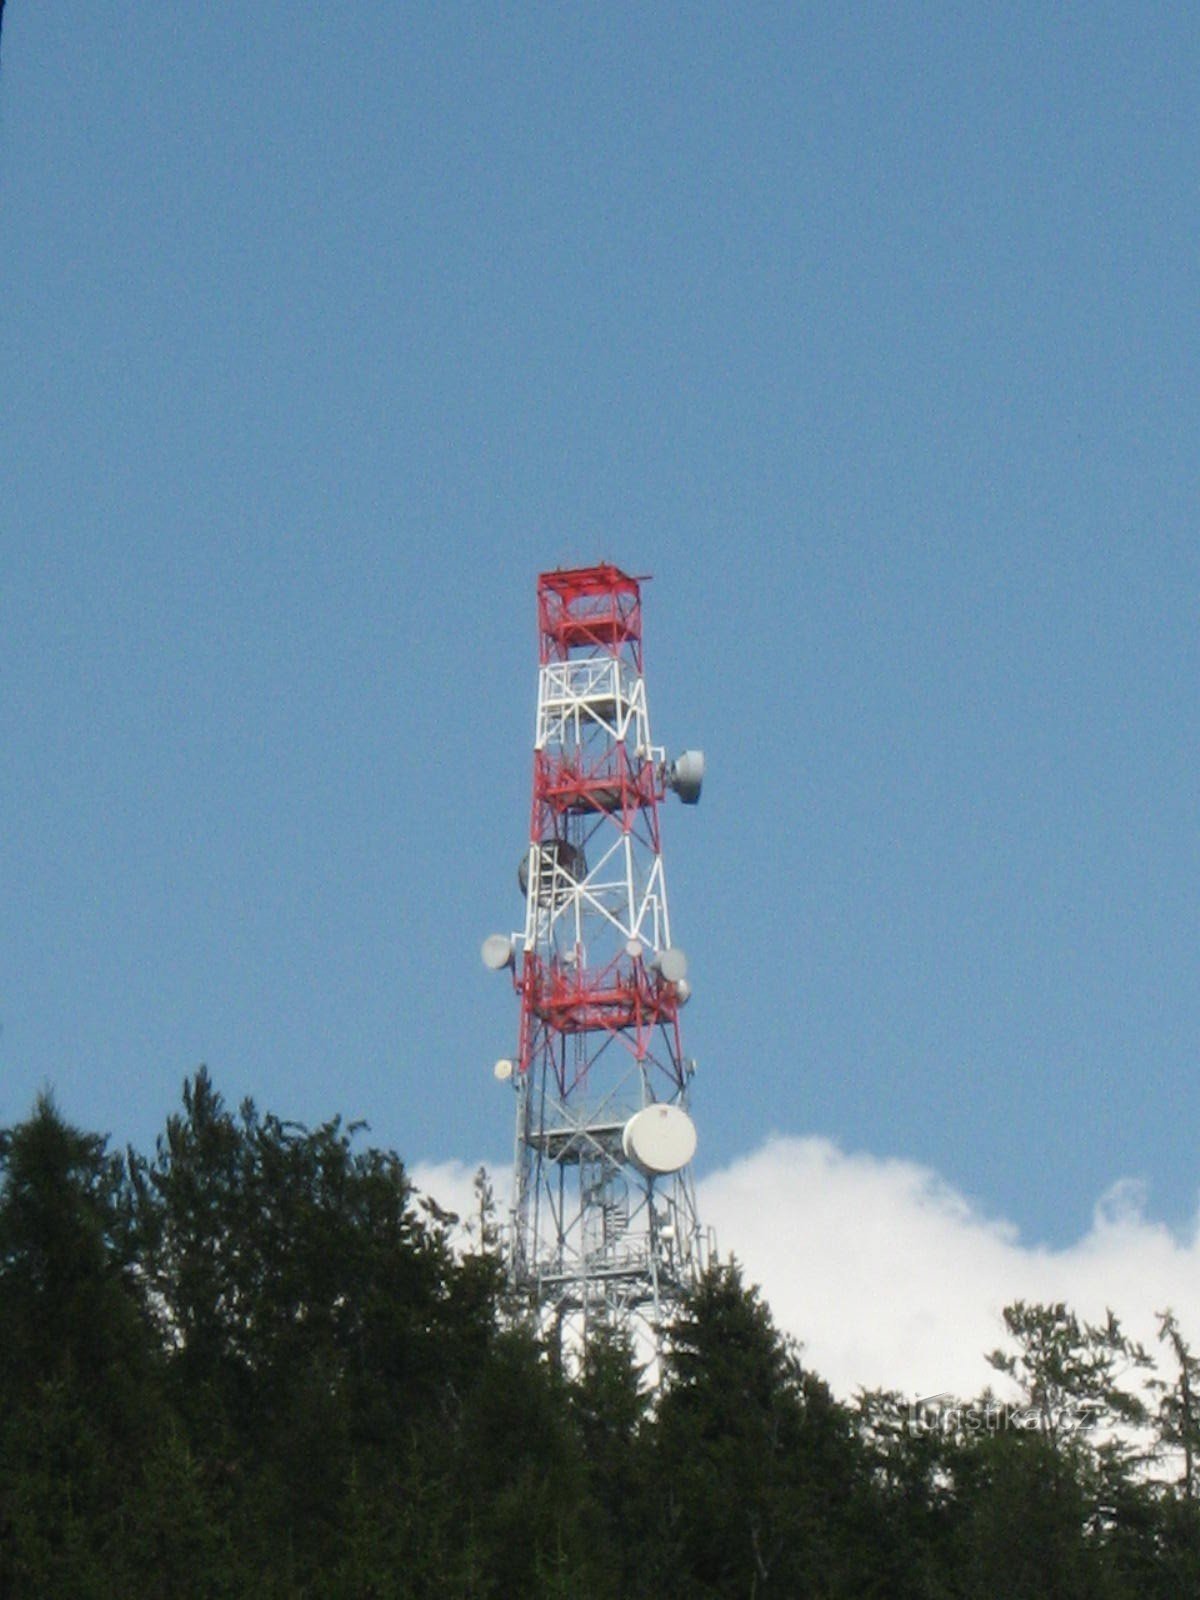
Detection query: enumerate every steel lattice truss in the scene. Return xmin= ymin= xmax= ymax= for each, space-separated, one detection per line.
xmin=485 ymin=565 xmax=708 ymax=1362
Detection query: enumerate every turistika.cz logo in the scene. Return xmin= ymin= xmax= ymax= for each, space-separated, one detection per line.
xmin=907 ymin=1394 xmax=1099 ymax=1439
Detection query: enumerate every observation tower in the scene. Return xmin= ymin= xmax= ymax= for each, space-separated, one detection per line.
xmin=482 ymin=563 xmax=708 ymax=1357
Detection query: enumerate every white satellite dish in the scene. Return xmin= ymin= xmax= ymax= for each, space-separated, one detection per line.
xmin=517 ymin=839 xmax=587 ymax=899
xmin=622 ymin=1104 xmax=698 ymax=1175
xmin=667 ymin=750 xmax=705 ymax=805
xmin=625 ymin=937 xmax=645 ymax=960
xmin=654 ymin=946 xmax=688 ymax=984
xmin=481 ymin=933 xmax=515 ymax=971
xmin=493 ymin=1057 xmax=514 ymax=1082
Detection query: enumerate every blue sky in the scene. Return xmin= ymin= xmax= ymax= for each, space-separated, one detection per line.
xmin=2 ymin=4 xmax=1196 ymax=1273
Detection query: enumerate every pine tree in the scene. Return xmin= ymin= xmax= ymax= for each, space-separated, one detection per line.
xmin=650 ymin=1260 xmax=861 ymax=1598
xmin=0 ymin=1096 xmax=163 ymax=1597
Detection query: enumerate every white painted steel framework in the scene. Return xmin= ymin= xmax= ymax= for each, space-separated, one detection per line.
xmin=484 ymin=565 xmax=708 ymax=1364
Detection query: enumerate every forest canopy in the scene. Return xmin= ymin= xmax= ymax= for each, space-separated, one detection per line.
xmin=1 ymin=1072 xmax=1198 ymax=1598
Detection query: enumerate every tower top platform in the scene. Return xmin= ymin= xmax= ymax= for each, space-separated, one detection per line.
xmin=537 ymin=564 xmax=649 ymax=660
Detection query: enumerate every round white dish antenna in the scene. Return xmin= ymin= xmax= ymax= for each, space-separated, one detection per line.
xmin=621 ymin=1104 xmax=698 ymax=1175
xmin=625 ymin=937 xmax=644 ymax=960
xmin=493 ymin=1057 xmax=514 ymax=1082
xmin=481 ymin=933 xmax=515 ymax=971
xmin=655 ymin=946 xmax=688 ymax=984
xmin=517 ymin=839 xmax=587 ymax=898
xmin=668 ymin=750 xmax=705 ymax=805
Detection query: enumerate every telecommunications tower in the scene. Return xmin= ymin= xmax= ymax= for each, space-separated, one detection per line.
xmin=482 ymin=563 xmax=708 ymax=1355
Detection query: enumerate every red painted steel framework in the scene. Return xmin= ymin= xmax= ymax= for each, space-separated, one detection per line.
xmin=483 ymin=563 xmax=707 ymax=1356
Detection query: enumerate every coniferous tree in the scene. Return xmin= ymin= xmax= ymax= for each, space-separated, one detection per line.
xmin=965 ymin=1299 xmax=1156 ymax=1596
xmin=132 ymin=1069 xmax=477 ymax=1588
xmin=1143 ymin=1310 xmax=1200 ymax=1595
xmin=852 ymin=1388 xmax=963 ymax=1599
xmin=651 ymin=1260 xmax=863 ymax=1598
xmin=12 ymin=1077 xmax=1200 ymax=1598
xmin=0 ymin=1096 xmax=163 ymax=1597
xmin=570 ymin=1319 xmax=651 ymax=1595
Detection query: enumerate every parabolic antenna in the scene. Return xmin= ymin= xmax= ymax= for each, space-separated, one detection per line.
xmin=668 ymin=750 xmax=705 ymax=805
xmin=493 ymin=1058 xmax=514 ymax=1082
xmin=517 ymin=838 xmax=587 ymax=898
xmin=655 ymin=946 xmax=688 ymax=984
xmin=622 ymin=1104 xmax=698 ymax=1176
xmin=481 ymin=933 xmax=515 ymax=971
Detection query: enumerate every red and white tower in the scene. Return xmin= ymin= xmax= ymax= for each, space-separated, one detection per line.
xmin=482 ymin=563 xmax=707 ymax=1354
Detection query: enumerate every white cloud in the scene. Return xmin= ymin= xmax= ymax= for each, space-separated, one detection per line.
xmin=408 ymin=1157 xmax=499 ymax=1240
xmin=698 ymin=1135 xmax=1200 ymax=1401
xmin=411 ymin=1138 xmax=1200 ymax=1404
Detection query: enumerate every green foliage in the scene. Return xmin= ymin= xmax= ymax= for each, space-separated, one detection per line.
xmin=987 ymin=1300 xmax=1152 ymax=1450
xmin=953 ymin=1425 xmax=1101 ymax=1599
xmin=985 ymin=1298 xmax=1160 ymax=1590
xmin=651 ymin=1260 xmax=863 ymax=1598
xmin=853 ymin=1389 xmax=965 ymax=1597
xmin=2 ymin=1081 xmax=1197 ymax=1597
xmin=0 ymin=1096 xmax=164 ymax=1598
xmin=0 ymin=1094 xmax=150 ymax=1406
xmin=1153 ymin=1309 xmax=1200 ymax=1500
